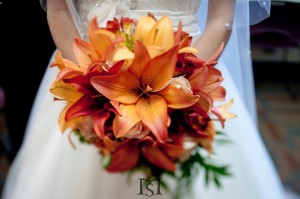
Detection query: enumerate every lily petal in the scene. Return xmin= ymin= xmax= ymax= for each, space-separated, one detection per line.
xmin=179 ymin=47 xmax=198 ymax=55
xmin=50 ymin=51 xmax=65 ymax=70
xmin=113 ymin=104 xmax=141 ymax=138
xmin=194 ymin=92 xmax=213 ymax=113
xmin=105 ymin=60 xmax=125 ymax=75
xmin=128 ymin=40 xmax=151 ymax=78
xmin=50 ymin=81 xmax=83 ymax=102
xmin=107 ymin=142 xmax=140 ymax=172
xmin=73 ymin=38 xmax=93 ymax=69
xmin=136 ymin=94 xmax=168 ymax=142
xmin=94 ymin=111 xmax=111 ymax=139
xmin=92 ymin=30 xmax=114 ymax=58
xmin=112 ymin=46 xmax=134 ymax=62
xmin=174 ymin=21 xmax=183 ymax=44
xmin=195 ymin=121 xmax=216 ymax=155
xmin=209 ymin=86 xmax=226 ymax=101
xmin=91 ymin=72 xmax=140 ymax=104
xmin=189 ymin=66 xmax=208 ymax=89
xmin=103 ymin=136 xmax=120 ymax=153
xmin=216 ymin=99 xmax=237 ymax=119
xmin=58 ymin=103 xmax=77 ymax=132
xmin=202 ymin=80 xmax=223 ymax=94
xmin=51 ymin=51 xmax=80 ymax=71
xmin=144 ymin=16 xmax=174 ymax=52
xmin=142 ymin=144 xmax=176 ymax=171
xmin=146 ymin=45 xmax=165 ymax=59
xmin=88 ymin=17 xmax=100 ymax=42
xmin=56 ymin=67 xmax=83 ymax=81
xmin=157 ymin=142 xmax=186 ymax=158
xmin=142 ymin=44 xmax=179 ymax=91
xmin=134 ymin=16 xmax=156 ymax=43
xmin=158 ymin=84 xmax=199 ymax=109
xmin=65 ymin=94 xmax=106 ymax=121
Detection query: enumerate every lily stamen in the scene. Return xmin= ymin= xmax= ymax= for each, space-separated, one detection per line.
xmin=153 ymin=28 xmax=159 ymax=44
xmin=145 ymin=85 xmax=152 ymax=93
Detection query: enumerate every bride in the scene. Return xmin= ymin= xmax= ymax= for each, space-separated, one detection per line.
xmin=2 ymin=0 xmax=286 ymax=198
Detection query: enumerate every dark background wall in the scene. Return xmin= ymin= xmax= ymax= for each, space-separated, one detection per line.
xmin=0 ymin=0 xmax=56 ymax=161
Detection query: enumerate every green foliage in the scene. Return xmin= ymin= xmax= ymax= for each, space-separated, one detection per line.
xmin=73 ymin=129 xmax=89 ymax=144
xmin=167 ymin=149 xmax=231 ymax=199
xmin=160 ymin=131 xmax=232 ymax=199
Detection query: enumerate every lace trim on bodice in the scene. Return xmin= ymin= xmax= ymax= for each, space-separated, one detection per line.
xmin=76 ymin=0 xmax=137 ymax=37
xmin=71 ymin=0 xmax=200 ymax=39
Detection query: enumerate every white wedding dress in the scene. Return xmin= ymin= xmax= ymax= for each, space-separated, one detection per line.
xmin=2 ymin=0 xmax=287 ymax=199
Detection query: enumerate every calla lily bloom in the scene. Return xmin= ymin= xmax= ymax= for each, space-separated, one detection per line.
xmin=91 ymin=42 xmax=199 ymax=142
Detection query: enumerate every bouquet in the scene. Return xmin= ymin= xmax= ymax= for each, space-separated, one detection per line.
xmin=50 ymin=13 xmax=236 ymax=197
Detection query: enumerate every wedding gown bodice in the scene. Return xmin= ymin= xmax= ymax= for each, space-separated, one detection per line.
xmin=73 ymin=0 xmax=201 ymax=38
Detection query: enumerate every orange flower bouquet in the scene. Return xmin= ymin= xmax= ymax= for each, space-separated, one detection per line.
xmin=50 ymin=13 xmax=235 ymax=197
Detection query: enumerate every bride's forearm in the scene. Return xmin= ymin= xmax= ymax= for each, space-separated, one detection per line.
xmin=46 ymin=0 xmax=79 ymax=62
xmin=193 ymin=0 xmax=235 ymax=60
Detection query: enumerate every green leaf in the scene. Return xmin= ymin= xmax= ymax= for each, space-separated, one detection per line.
xmin=159 ymin=179 xmax=170 ymax=192
xmin=213 ymin=174 xmax=221 ymax=188
xmin=205 ymin=169 xmax=210 ymax=186
xmin=100 ymin=155 xmax=111 ymax=168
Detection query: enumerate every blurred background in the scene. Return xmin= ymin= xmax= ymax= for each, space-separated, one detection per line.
xmin=251 ymin=1 xmax=300 ymax=197
xmin=0 ymin=0 xmax=56 ymax=195
xmin=0 ymin=0 xmax=299 ymax=198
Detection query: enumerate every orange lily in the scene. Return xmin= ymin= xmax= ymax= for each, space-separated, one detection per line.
xmin=211 ymin=99 xmax=237 ymax=127
xmin=50 ymin=80 xmax=83 ymax=132
xmin=51 ymin=17 xmax=134 ymax=82
xmin=106 ymin=136 xmax=186 ymax=172
xmin=134 ymin=15 xmax=175 ymax=58
xmin=189 ymin=66 xmax=226 ymax=113
xmin=91 ymin=41 xmax=199 ymax=142
xmin=188 ymin=44 xmax=226 ymax=113
xmin=168 ymin=106 xmax=216 ymax=154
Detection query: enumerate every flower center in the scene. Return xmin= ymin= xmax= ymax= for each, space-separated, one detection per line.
xmin=137 ymin=84 xmax=153 ymax=98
